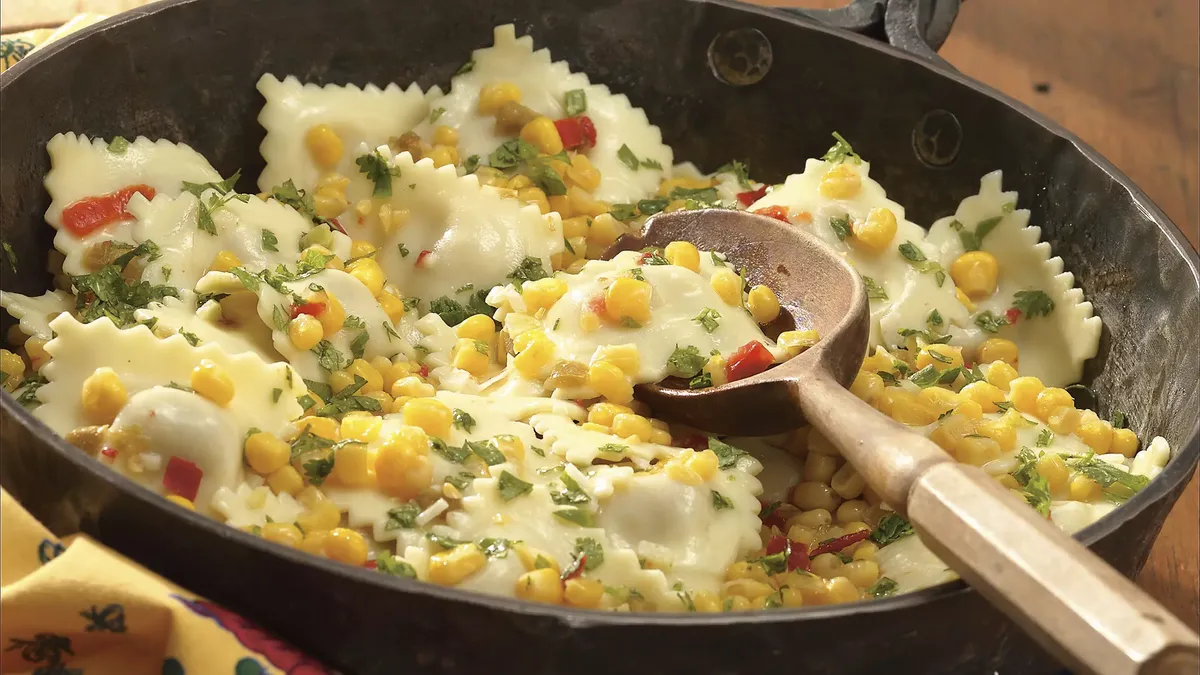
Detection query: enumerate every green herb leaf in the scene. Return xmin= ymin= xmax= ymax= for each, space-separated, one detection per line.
xmin=714 ymin=159 xmax=752 ymax=189
xmin=867 ymin=577 xmax=899 ymax=597
xmin=927 ymin=309 xmax=944 ymax=329
xmin=821 ymin=131 xmax=862 ymax=164
xmin=506 ymin=256 xmax=549 ymax=292
xmin=453 ymin=408 xmax=477 ymax=433
xmin=443 ymin=471 xmax=475 ymax=490
xmin=312 ymin=340 xmax=348 ymax=372
xmin=462 ymin=155 xmax=481 ymax=174
xmin=1067 ymin=452 xmax=1150 ymax=501
xmin=107 ymin=136 xmax=130 ymax=154
xmin=862 ymin=275 xmax=888 ymax=301
xmin=551 ymin=474 xmax=590 ymax=505
xmin=269 ymin=179 xmax=327 ymax=224
xmin=466 ymin=439 xmax=505 ymax=466
xmin=1 ymin=240 xmax=16 ymax=273
xmin=693 ymin=307 xmax=721 ymax=333
xmin=711 ymin=490 xmax=734 ymax=510
xmin=376 ymin=555 xmax=418 ymax=578
xmin=564 ymin=89 xmax=587 ymax=117
xmin=426 ymin=532 xmax=466 ymax=549
xmin=610 ymin=203 xmax=638 ymax=221
xmin=302 ymin=453 xmax=336 ymax=485
xmin=1023 ymin=474 xmax=1053 ymax=516
xmin=597 ymin=443 xmax=628 ymax=455
xmin=70 ymin=242 xmax=178 ymax=328
xmin=385 ymin=501 xmax=422 ymax=530
xmin=355 ymin=150 xmax=400 ymax=198
xmin=179 ymin=330 xmax=200 ymax=347
xmin=1036 ymin=428 xmax=1055 ymax=447
xmin=429 ymin=107 xmax=446 ymax=123
xmin=666 ymin=345 xmax=707 ymax=378
xmin=14 ymin=374 xmax=49 ymax=409
xmin=476 ymin=537 xmax=516 ymax=558
xmin=908 ymin=364 xmax=942 ymax=388
xmin=553 ymin=507 xmax=595 ymax=527
xmin=869 ymin=513 xmax=914 ymax=546
xmin=976 ymin=215 xmax=1003 ymax=241
xmin=709 ymin=437 xmax=747 ymax=469
xmin=974 ymin=311 xmax=1009 ymax=333
xmin=261 ymin=229 xmax=279 ymax=252
xmin=575 ymin=537 xmax=604 ymax=570
xmin=454 ymin=59 xmax=475 ymax=76
xmin=497 ymin=470 xmax=533 ymax=501
xmin=1012 ymin=290 xmax=1055 ymax=318
xmin=488 ymin=138 xmax=539 ymax=169
xmin=529 ymin=162 xmax=567 ymax=196
xmin=637 ymin=198 xmax=668 ymax=216
xmin=829 ymin=215 xmax=852 ymax=241
xmin=617 ymin=144 xmax=641 ymax=171
xmin=689 ymin=371 xmax=713 ymax=389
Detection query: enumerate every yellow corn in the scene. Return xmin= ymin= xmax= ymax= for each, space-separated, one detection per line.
xmin=305 ymin=124 xmax=344 ymax=169
xmin=975 ymin=419 xmax=1017 ymax=451
xmin=588 ymin=213 xmax=622 ymax=248
xmin=456 ymin=314 xmax=495 ymax=341
xmin=429 ymin=543 xmax=487 ymax=586
xmin=81 ymin=367 xmax=127 ymax=425
xmin=296 ymin=415 xmax=338 ymax=440
xmin=986 ymin=360 xmax=1019 ymax=390
xmin=0 ymin=349 xmax=25 ymax=392
xmin=950 ymin=251 xmax=999 ymax=299
xmin=209 ymin=249 xmax=242 ymax=273
xmin=1037 ymin=454 xmax=1070 ymax=497
xmin=563 ymin=578 xmax=605 ymax=608
xmin=191 ymin=359 xmax=234 ymax=406
xmin=401 ymin=398 xmax=452 ymax=438
xmin=375 ymin=426 xmax=433 ymax=500
xmin=1111 ymin=428 xmax=1139 ymax=457
xmin=513 ymin=331 xmax=555 ymax=379
xmin=428 ymin=145 xmax=459 ymax=168
xmin=520 ymin=116 xmax=564 ymax=156
xmin=288 ymin=314 xmax=324 ymax=350
xmin=522 ymin=277 xmax=568 ymax=313
xmin=611 ymin=413 xmax=654 ymax=441
xmin=1069 ymin=474 xmax=1102 ymax=502
xmin=390 ymin=375 xmax=436 ymax=399
xmin=1008 ymin=376 xmax=1045 ymax=415
xmin=378 ymin=290 xmax=407 ymax=324
xmin=703 ymin=354 xmax=728 ymax=387
xmin=595 ymin=344 xmax=640 ymax=376
xmin=1047 ymin=406 xmax=1082 ymax=435
xmin=478 ymin=82 xmax=522 ymax=116
xmin=323 ymin=527 xmax=369 ymax=566
xmin=819 ymin=164 xmax=861 ymax=199
xmin=340 ymin=414 xmax=382 ymax=443
xmin=244 ymin=431 xmax=290 ymax=475
xmin=267 ymin=465 xmax=304 ymax=496
xmin=604 ymin=278 xmax=652 ymax=326
xmin=261 ymin=522 xmax=303 ymax=548
xmin=345 ymin=358 xmax=384 ymax=394
xmin=1035 ymin=387 xmax=1075 ymax=421
xmin=165 ymin=495 xmax=195 ymax=511
xmin=960 ymin=381 xmax=1006 ymax=413
xmin=432 ymin=125 xmax=459 ymax=146
xmin=515 ymin=567 xmax=564 ymax=604
xmin=978 ymin=337 xmax=1018 ymax=366
xmin=587 ymin=402 xmax=633 ymax=426
xmin=747 ymin=285 xmax=781 ymax=324
xmin=849 ymin=371 xmax=884 ymax=404
xmin=588 ymin=361 xmax=633 ymax=404
xmin=452 ymin=337 xmax=491 ymax=376
xmin=664 ymin=241 xmax=700 ymax=272
xmin=346 ymin=257 xmax=386 ymax=297
xmin=915 ymin=343 xmax=963 ymax=371
xmin=851 ymin=208 xmax=898 ymax=252
xmin=710 ymin=268 xmax=743 ymax=306
xmin=348 ymin=240 xmax=376 ymax=259
xmin=313 ymin=291 xmax=346 ymax=335
xmin=1076 ymin=420 xmax=1114 ymax=453
xmin=778 ymin=329 xmax=819 ymax=356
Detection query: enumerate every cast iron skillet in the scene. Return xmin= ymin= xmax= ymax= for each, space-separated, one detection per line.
xmin=1 ymin=0 xmax=1197 ymax=673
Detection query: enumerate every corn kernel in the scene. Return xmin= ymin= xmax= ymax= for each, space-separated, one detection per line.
xmin=664 ymin=241 xmax=700 ymax=272
xmin=390 ymin=376 xmax=436 ymax=399
xmin=452 ymin=337 xmax=491 ymax=376
xmin=956 ymin=434 xmax=1001 ymax=466
xmin=917 ymin=386 xmax=961 ymax=416
xmin=340 ymin=415 xmax=382 ymax=443
xmin=611 ymin=413 xmax=654 ymax=441
xmin=515 ymin=186 xmax=551 ymax=214
xmin=703 ymin=354 xmax=728 ymax=387
xmin=562 ymin=578 xmax=604 ymax=608
xmin=1036 ymin=454 xmax=1070 ymax=497
xmin=515 ymin=567 xmax=564 ymax=603
xmin=345 ymin=358 xmax=384 ymax=394
xmin=376 ymin=290 xmax=406 ymax=324
xmin=313 ymin=291 xmax=346 ymax=335
xmin=979 ymin=337 xmax=1018 ymax=367
xmin=588 ymin=361 xmax=633 ymax=404
xmin=851 ymin=208 xmax=898 ymax=253
xmin=1008 ymin=376 xmax=1045 ymax=415
xmin=747 ymin=285 xmax=781 ymax=324
xmin=430 ymin=543 xmax=487 ymax=586
xmin=375 ymin=427 xmax=433 ymax=500
xmin=588 ymin=214 xmax=622 ymax=248
xmin=846 ymin=371 xmax=883 ymax=404
xmin=165 ymin=494 xmax=195 ymax=511
xmin=1111 ymin=428 xmax=1139 ymax=457
xmin=884 ymin=389 xmax=938 ymax=426
xmin=960 ymin=381 xmax=1006 ymax=413
xmin=478 ymin=82 xmax=522 ymax=116
xmin=244 ymin=431 xmax=290 ymax=475
xmin=975 ymin=419 xmax=1017 ymax=451
xmin=519 ymin=116 xmax=564 ymax=156
xmin=950 ymin=251 xmax=999 ymax=300
xmin=588 ymin=402 xmax=633 ymax=426
xmin=0 ymin=349 xmax=25 ymax=392
xmin=267 ymin=465 xmax=304 ymax=496
xmin=986 ymin=361 xmax=1019 ymax=391
xmin=317 ymin=527 xmax=367 ymax=565
xmin=1076 ymin=420 xmax=1114 ymax=453
xmin=346 ymin=258 xmax=386 ymax=297
xmin=778 ymin=329 xmax=819 ymax=356
xmin=296 ymin=415 xmax=338 ymax=440
xmin=955 ymin=287 xmax=977 ymax=312
xmin=80 ymin=367 xmax=127 ymax=424
xmin=261 ymin=522 xmax=303 ymax=547
xmin=604 ymin=278 xmax=652 ymax=326
xmin=1035 ymin=387 xmax=1075 ymax=421
xmin=594 ymin=344 xmax=640 ymax=376
xmin=1047 ymin=406 xmax=1082 ymax=435
xmin=428 ymin=145 xmax=458 ymax=168
xmin=513 ymin=332 xmax=555 ymax=379
xmin=1069 ymin=474 xmax=1103 ymax=502
xmin=709 ymin=268 xmax=743 ymax=306
xmin=819 ymin=164 xmax=862 ymax=199
xmin=456 ymin=314 xmax=496 ymax=342
xmin=305 ymin=124 xmax=344 ymax=169
xmin=209 ymin=249 xmax=242 ymax=273
xmin=188 ymin=359 xmax=234 ymax=406
xmin=287 ymin=314 xmax=324 ymax=351
xmin=523 ymin=277 xmax=568 ymax=314
xmin=566 ymin=154 xmax=602 ymax=191
xmin=915 ymin=343 xmax=963 ymax=371
xmin=401 ymin=398 xmax=452 ymax=438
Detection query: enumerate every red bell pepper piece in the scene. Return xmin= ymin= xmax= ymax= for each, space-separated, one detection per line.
xmin=554 ymin=115 xmax=597 ymax=150
xmin=162 ymin=456 xmax=203 ymax=502
xmin=787 ymin=541 xmax=811 ymax=572
xmin=752 ymin=205 xmax=790 ymax=223
xmin=418 ymin=364 xmax=430 ymax=378
xmin=290 ymin=302 xmax=326 ymax=319
xmin=415 ymin=250 xmax=432 ymax=267
xmin=765 ymin=534 xmax=789 ymax=556
xmin=585 ymin=294 xmax=607 ymax=316
xmin=563 ymin=554 xmax=587 ymax=581
xmin=808 ymin=530 xmax=871 ymax=557
xmin=737 ymin=185 xmax=768 ymax=207
xmin=328 ymin=218 xmax=347 ymax=235
xmin=726 ymin=341 xmax=773 ymax=381
xmin=1005 ymin=307 xmax=1021 ymax=324
xmin=61 ymin=184 xmax=156 ymax=237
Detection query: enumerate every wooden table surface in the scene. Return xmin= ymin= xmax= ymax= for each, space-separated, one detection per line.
xmin=3 ymin=0 xmax=1198 ymax=635
xmin=768 ymin=0 xmax=1200 ymax=631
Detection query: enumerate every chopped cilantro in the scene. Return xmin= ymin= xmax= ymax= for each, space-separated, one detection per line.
xmin=897 ymin=241 xmax=947 ymax=286
xmin=862 ymin=275 xmax=888 ymax=300
xmin=397 ymin=243 xmax=410 ymax=258
xmin=506 ymin=257 xmax=549 ymax=291
xmin=477 ymin=537 xmax=516 ymax=558
xmin=14 ymin=374 xmax=48 ymax=409
xmin=596 ymin=443 xmax=628 ymax=454
xmin=867 ymin=577 xmax=899 ymax=597
xmin=693 ymin=307 xmax=721 ymax=333
xmin=302 ymin=453 xmax=336 ymax=485
xmin=1 ymin=240 xmax=16 ymax=273
xmin=466 ymin=439 xmax=505 ymax=466
xmin=575 ymin=537 xmax=604 ymax=571
xmin=870 ymin=513 xmax=914 ymax=545
xmin=666 ymin=345 xmax=707 ymax=378
xmin=428 ymin=293 xmax=494 ymax=326
xmin=708 ymin=437 xmax=747 ymax=469
xmin=497 ymin=470 xmax=533 ymax=501
xmin=261 ymin=229 xmax=278 ymax=252
xmin=689 ymin=371 xmax=713 ymax=389
xmin=1067 ymin=452 xmax=1149 ymax=502
xmin=454 ymin=59 xmax=475 ymax=76
xmin=431 ymin=437 xmax=471 ymax=463
xmin=271 ymin=388 xmax=283 ymax=403
xmin=553 ymin=507 xmax=595 ymax=527
xmin=269 ymin=179 xmax=327 ymax=224
xmin=529 ymin=162 xmax=567 ymax=196
xmin=617 ymin=144 xmax=641 ymax=171
xmin=488 ymin=138 xmax=538 ymax=169
xmin=927 ymin=309 xmax=944 ymax=329
xmin=637 ymin=198 xmax=668 ymax=216
xmin=714 ymin=159 xmax=752 ymax=189
xmin=551 ymin=474 xmax=590 ymax=505
xmin=376 ymin=555 xmax=418 ymax=578
xmin=974 ymin=311 xmax=1009 ymax=333
xmin=312 ymin=340 xmax=348 ymax=372
xmin=711 ymin=490 xmax=734 ymax=510
xmin=107 ymin=136 xmax=130 ymax=154
xmin=1012 ymin=290 xmax=1055 ymax=318
xmin=429 ymin=107 xmax=445 ymax=123
xmin=384 ymin=501 xmax=421 ymax=530
xmin=610 ymin=203 xmax=638 ymax=221
xmin=828 ymin=215 xmax=852 ymax=241
xmin=426 ymin=532 xmax=466 ymax=549
xmin=908 ymin=364 xmax=942 ymax=388
xmin=821 ymin=131 xmax=862 ymax=164
xmin=1036 ymin=428 xmax=1055 ymax=447
xmin=462 ymin=155 xmax=481 ymax=174
xmin=452 ymin=408 xmax=476 ymax=432
xmin=71 ymin=241 xmax=178 ymax=328
xmin=313 ymin=374 xmax=382 ymax=417
xmin=710 ymin=251 xmax=727 ymax=267
xmin=355 ymin=150 xmax=400 ymax=198
xmin=179 ymin=330 xmax=200 ymax=347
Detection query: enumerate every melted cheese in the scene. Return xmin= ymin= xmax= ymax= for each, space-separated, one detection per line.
xmin=127 ymin=190 xmax=311 ymax=288
xmin=367 ymin=149 xmax=563 ymax=304
xmin=44 ymin=133 xmax=222 ymax=275
xmin=212 ymin=480 xmax=306 ymax=528
xmin=750 ymin=158 xmax=969 ymax=348
xmin=925 ymin=171 xmax=1102 ymax=387
xmin=256 ymin=74 xmax=435 ymax=233
xmin=535 ymin=250 xmax=784 ymax=386
xmin=415 ymin=24 xmax=673 ymax=204
xmin=133 ymin=291 xmax=278 ymax=362
xmin=0 ymin=290 xmax=73 ymax=341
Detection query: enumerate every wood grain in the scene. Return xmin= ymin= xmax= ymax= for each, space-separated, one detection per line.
xmin=764 ymin=0 xmax=1200 ymax=632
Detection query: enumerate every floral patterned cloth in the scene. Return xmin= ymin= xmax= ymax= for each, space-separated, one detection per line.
xmin=1 ymin=14 xmax=109 ymax=72
xmin=0 ymin=489 xmax=334 ymax=675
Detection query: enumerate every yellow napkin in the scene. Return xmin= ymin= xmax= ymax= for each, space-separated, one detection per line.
xmin=1 ymin=489 xmax=333 ymax=675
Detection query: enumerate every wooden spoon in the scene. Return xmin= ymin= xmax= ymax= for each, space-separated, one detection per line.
xmin=607 ymin=209 xmax=1200 ymax=675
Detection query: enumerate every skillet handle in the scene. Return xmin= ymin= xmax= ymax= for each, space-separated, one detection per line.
xmin=795 ymin=369 xmax=1200 ymax=675
xmin=770 ymin=0 xmax=960 ymax=66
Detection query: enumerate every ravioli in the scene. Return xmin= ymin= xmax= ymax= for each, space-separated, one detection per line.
xmin=416 ymin=24 xmax=673 ymax=204
xmin=0 ymin=289 xmax=73 ymax=341
xmin=44 ymin=133 xmax=222 ymax=275
xmin=924 ymin=171 xmax=1102 ymax=387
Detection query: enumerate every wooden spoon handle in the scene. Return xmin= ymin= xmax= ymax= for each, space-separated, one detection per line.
xmin=796 ymin=370 xmax=1200 ymax=675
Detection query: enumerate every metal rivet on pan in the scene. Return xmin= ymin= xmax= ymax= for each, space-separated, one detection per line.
xmin=912 ymin=109 xmax=962 ymax=167
xmin=708 ymin=28 xmax=773 ymax=86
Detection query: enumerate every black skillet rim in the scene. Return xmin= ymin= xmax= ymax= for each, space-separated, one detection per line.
xmin=0 ymin=0 xmax=1197 ymax=629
